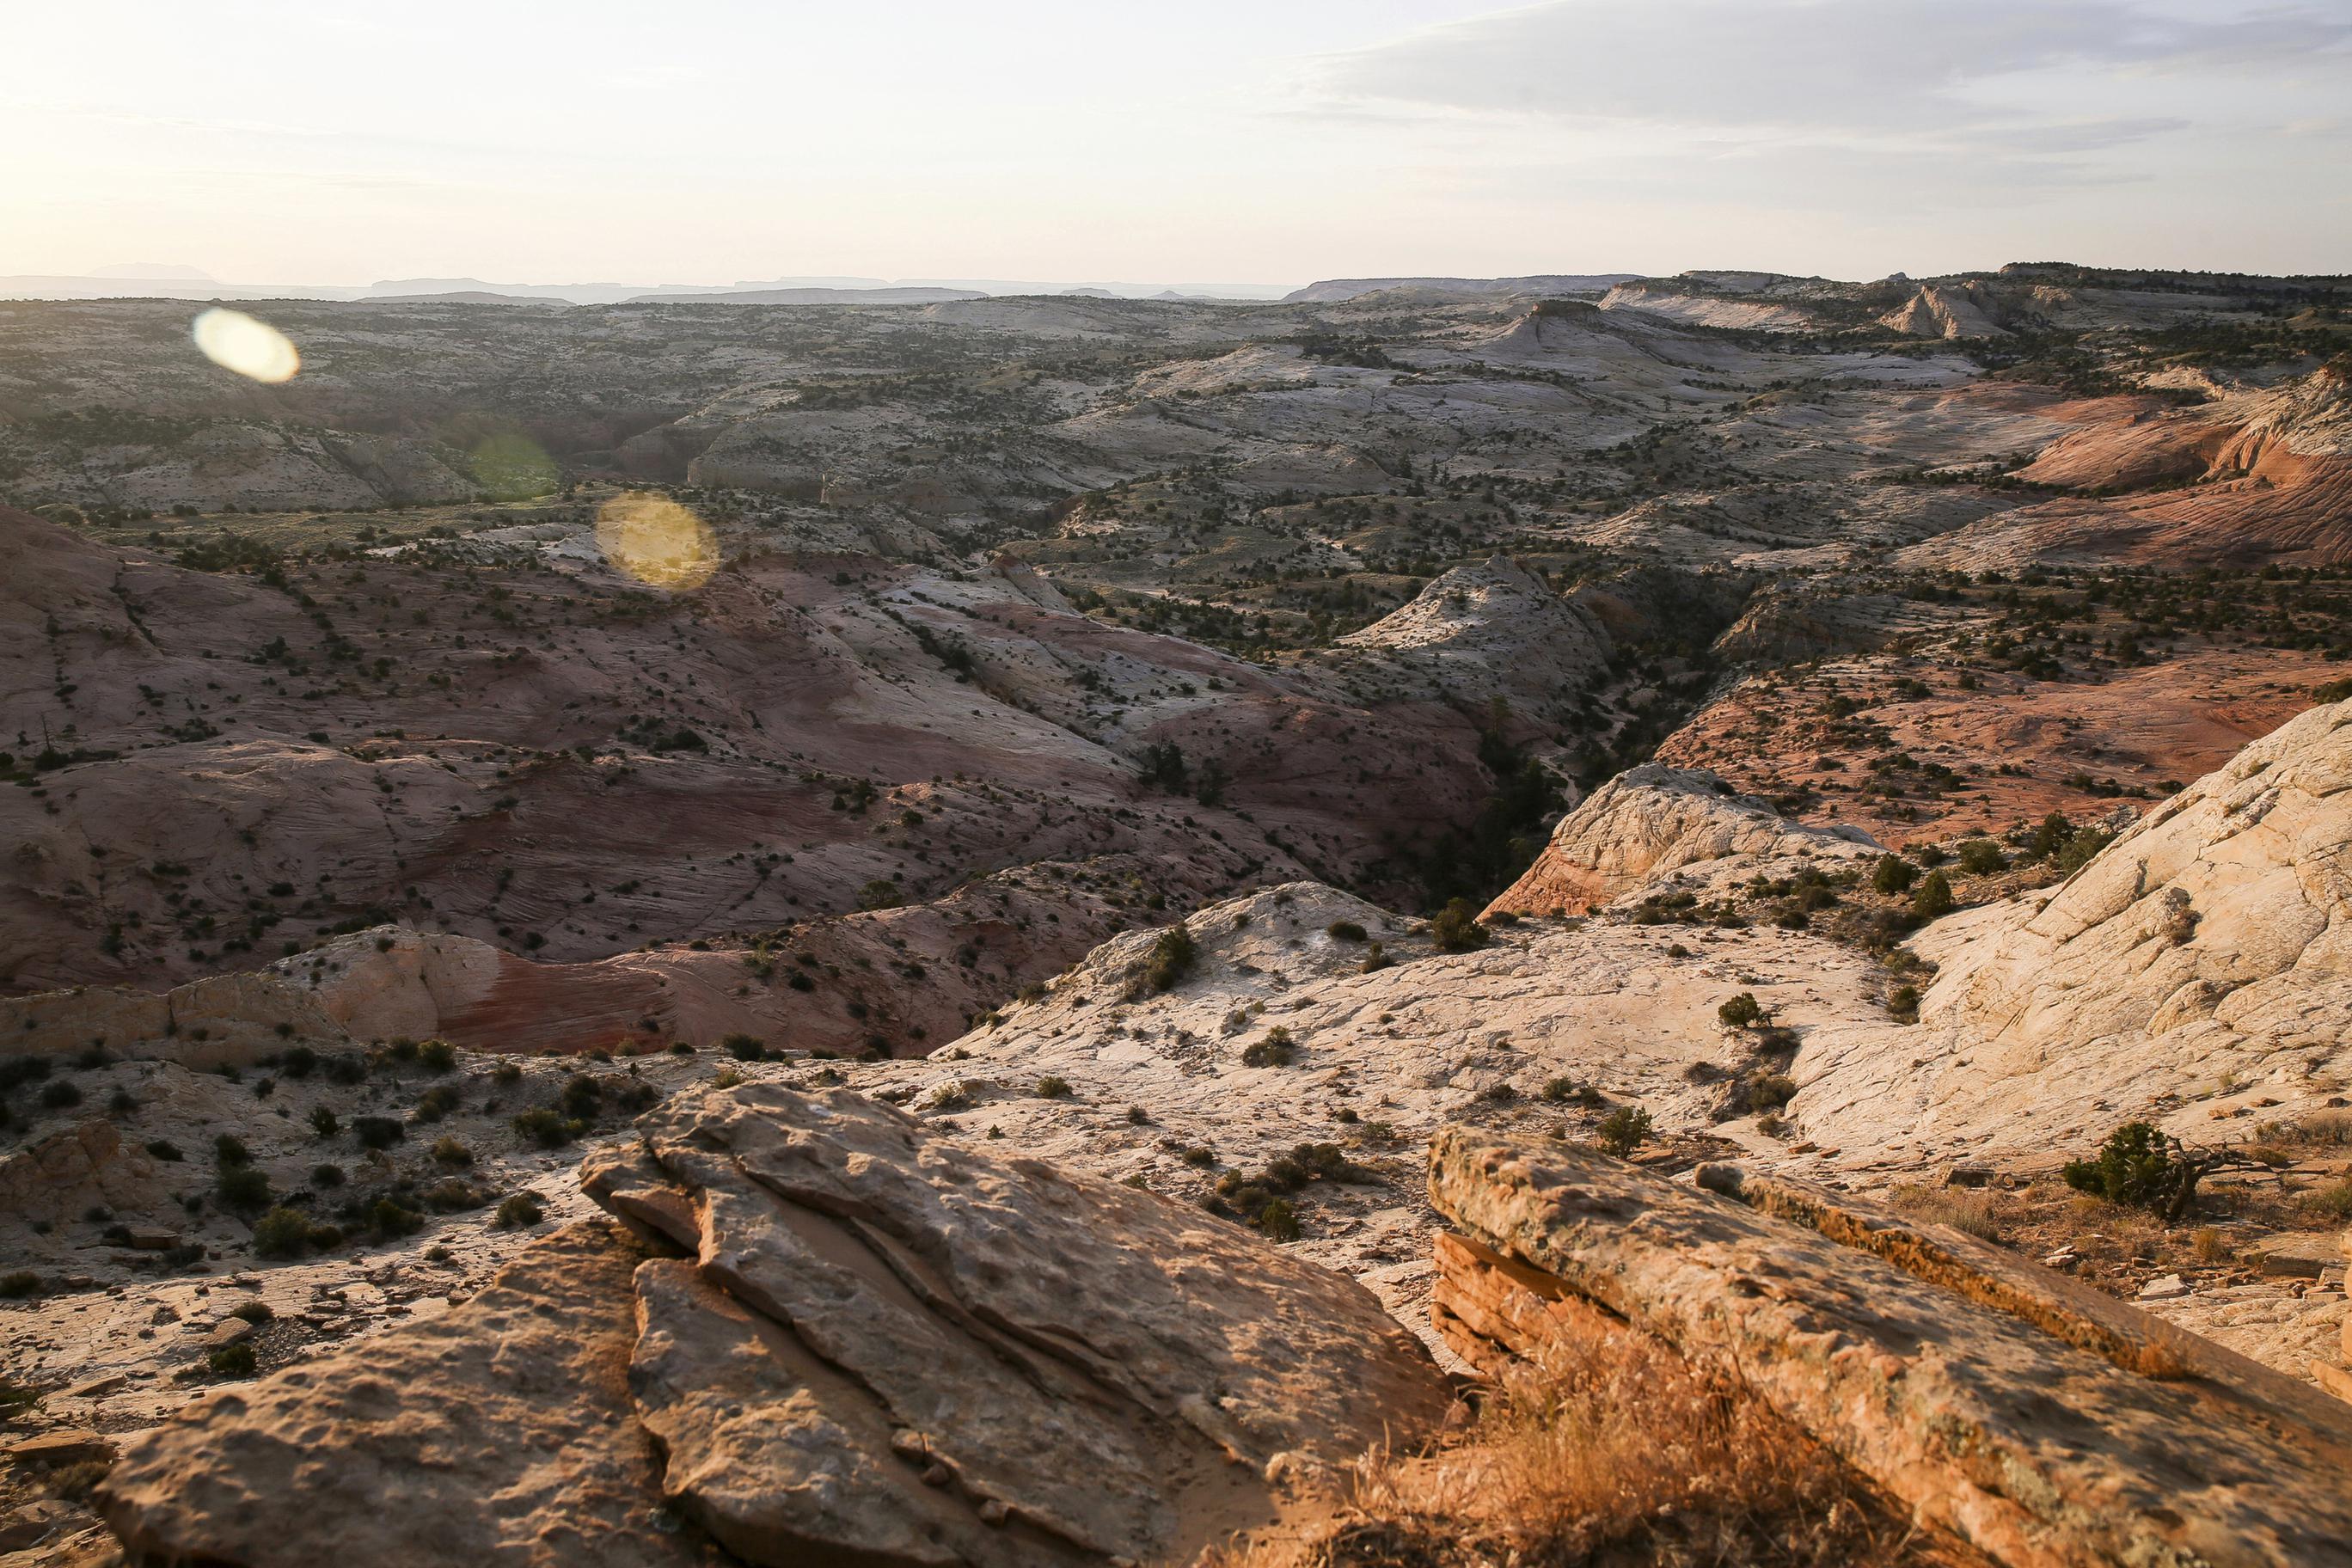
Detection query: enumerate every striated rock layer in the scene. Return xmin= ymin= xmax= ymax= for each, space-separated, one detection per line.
xmin=1428 ymin=1127 xmax=2352 ymax=1568
xmin=98 ymin=1085 xmax=1451 ymax=1567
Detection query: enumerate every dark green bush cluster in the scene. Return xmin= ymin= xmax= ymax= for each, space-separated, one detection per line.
xmin=1429 ymin=899 xmax=1488 ymax=953
xmin=1139 ymin=924 xmax=1197 ymax=995
xmin=352 ymin=1115 xmax=404 ymax=1149
xmin=1597 ymin=1106 xmax=1655 ymax=1155
xmin=2062 ymin=1123 xmax=2208 ymax=1217
xmin=1240 ymin=1027 xmax=1297 ymax=1068
xmin=1326 ymin=920 xmax=1368 ymax=942
xmin=1210 ymin=1143 xmax=1360 ymax=1240
xmin=253 ymin=1205 xmax=341 ymax=1259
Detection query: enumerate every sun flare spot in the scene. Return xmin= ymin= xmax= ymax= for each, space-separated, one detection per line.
xmin=595 ymin=492 xmax=717 ymax=591
xmin=191 ymin=308 xmax=300 ymax=383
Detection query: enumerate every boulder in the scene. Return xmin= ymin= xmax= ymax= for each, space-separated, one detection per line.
xmin=1484 ymin=763 xmax=1879 ymax=919
xmin=97 ymin=1087 xmax=1450 ymax=1567
xmin=1428 ymin=1126 xmax=2352 ymax=1568
xmin=585 ymin=1083 xmax=1454 ymax=1565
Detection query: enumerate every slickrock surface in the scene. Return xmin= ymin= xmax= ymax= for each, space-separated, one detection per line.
xmin=92 ymin=1086 xmax=1451 ymax=1568
xmin=99 ymin=1218 xmax=714 ymax=1568
xmin=1796 ymin=695 xmax=2352 ymax=1165
xmin=586 ymin=1083 xmax=1452 ymax=1566
xmin=1484 ymin=763 xmax=1879 ymax=918
xmin=1428 ymin=1128 xmax=2352 ymax=1568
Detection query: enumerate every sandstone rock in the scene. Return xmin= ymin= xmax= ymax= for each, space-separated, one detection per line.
xmin=6 ymin=1429 xmax=116 ymax=1466
xmin=1485 ymin=763 xmax=1879 ymax=919
xmin=584 ymin=1083 xmax=1453 ymax=1565
xmin=99 ymin=1219 xmax=712 ymax=1568
xmin=0 ymin=1119 xmax=160 ymax=1228
xmin=1796 ymin=697 xmax=2352 ymax=1164
xmin=1429 ymin=1126 xmax=2352 ymax=1568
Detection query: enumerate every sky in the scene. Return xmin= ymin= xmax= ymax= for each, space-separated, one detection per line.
xmin=7 ymin=0 xmax=2349 ymax=287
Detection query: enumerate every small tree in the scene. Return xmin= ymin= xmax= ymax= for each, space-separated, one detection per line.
xmin=1717 ymin=992 xmax=1762 ymax=1029
xmin=1597 ymin=1106 xmax=1654 ymax=1156
xmin=1912 ymin=871 xmax=1956 ymax=920
xmin=2062 ymin=1122 xmax=2251 ymax=1221
xmin=1430 ymin=898 xmax=1489 ymax=953
xmin=1871 ymin=854 xmax=1918 ymax=894
xmin=1143 ymin=923 xmax=1197 ymax=992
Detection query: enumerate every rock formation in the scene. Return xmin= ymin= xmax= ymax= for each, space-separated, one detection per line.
xmin=1484 ymin=763 xmax=1880 ymax=919
xmin=1796 ymin=695 xmax=2352 ymax=1164
xmin=98 ymin=1084 xmax=1451 ymax=1566
xmin=1428 ymin=1127 xmax=2352 ymax=1568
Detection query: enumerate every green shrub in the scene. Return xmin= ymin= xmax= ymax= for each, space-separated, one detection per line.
xmin=1871 ymin=854 xmax=1917 ymax=894
xmin=40 ymin=1079 xmax=83 ymax=1110
xmin=1142 ymin=924 xmax=1197 ymax=993
xmin=491 ymin=1061 xmax=523 ymax=1086
xmin=1241 ymin=1027 xmax=1297 ymax=1068
xmin=411 ymin=1084 xmax=462 ymax=1123
xmin=1911 ymin=872 xmax=1956 ymax=920
xmin=352 ymin=1115 xmax=403 ymax=1149
xmin=1717 ymin=992 xmax=1762 ymax=1029
xmin=309 ymin=1106 xmax=339 ymax=1138
xmin=1956 ymin=840 xmax=2007 ymax=876
xmin=1254 ymin=1198 xmax=1302 ymax=1241
xmin=1034 ymin=1075 xmax=1072 ymax=1099
xmin=216 ymin=1165 xmax=272 ymax=1210
xmin=1597 ymin=1106 xmax=1654 ymax=1156
xmin=145 ymin=1138 xmax=185 ymax=1161
xmin=431 ymin=1135 xmax=474 ymax=1167
xmin=1429 ymin=898 xmax=1488 ymax=953
xmin=1325 ymin=921 xmax=1368 ymax=942
xmin=511 ymin=1108 xmax=579 ymax=1148
xmin=309 ymin=1162 xmax=344 ymax=1188
xmin=253 ymin=1206 xmax=315 ymax=1259
xmin=213 ymin=1134 xmax=251 ymax=1167
xmin=0 ymin=1271 xmax=39 ymax=1299
xmin=494 ymin=1191 xmax=544 ymax=1228
xmin=721 ymin=1032 xmax=768 ymax=1062
xmin=1888 ymin=983 xmax=1921 ymax=1022
xmin=418 ymin=1038 xmax=457 ymax=1073
xmin=367 ymin=1198 xmax=424 ymax=1241
xmin=2061 ymin=1122 xmax=2204 ymax=1216
xmin=559 ymin=1075 xmax=603 ymax=1118
xmin=1360 ymin=942 xmax=1394 ymax=972
xmin=206 ymin=1343 xmax=258 ymax=1377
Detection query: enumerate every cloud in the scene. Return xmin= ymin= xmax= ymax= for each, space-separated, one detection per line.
xmin=1316 ymin=0 xmax=2352 ymax=139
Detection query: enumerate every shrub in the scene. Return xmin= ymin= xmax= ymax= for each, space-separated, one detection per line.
xmin=1360 ymin=942 xmax=1394 ymax=972
xmin=1956 ymin=839 xmax=2006 ymax=876
xmin=491 ymin=1060 xmax=523 ymax=1085
xmin=279 ymin=1044 xmax=317 ymax=1078
xmin=368 ymin=1198 xmax=425 ymax=1240
xmin=1430 ymin=899 xmax=1489 ymax=953
xmin=1142 ymin=924 xmax=1197 ymax=993
xmin=511 ymin=1108 xmax=579 ymax=1147
xmin=1888 ymin=983 xmax=1921 ymax=1022
xmin=418 ymin=1038 xmax=457 ymax=1073
xmin=494 ymin=1191 xmax=544 ymax=1228
xmin=558 ymin=1075 xmax=603 ymax=1118
xmin=0 ymin=1272 xmax=39 ymax=1299
xmin=1242 ymin=1027 xmax=1297 ymax=1068
xmin=2061 ymin=1122 xmax=2205 ymax=1217
xmin=411 ymin=1084 xmax=462 ymax=1123
xmin=206 ymin=1343 xmax=258 ymax=1377
xmin=1717 ymin=993 xmax=1762 ymax=1029
xmin=145 ymin=1138 xmax=185 ymax=1161
xmin=352 ymin=1115 xmax=403 ymax=1149
xmin=253 ymin=1206 xmax=315 ymax=1259
xmin=1325 ymin=920 xmax=1368 ymax=942
xmin=309 ymin=1106 xmax=339 ymax=1137
xmin=39 ymin=1079 xmax=83 ymax=1110
xmin=216 ymin=1165 xmax=272 ymax=1210
xmin=431 ymin=1135 xmax=475 ymax=1167
xmin=310 ymin=1162 xmax=345 ymax=1188
xmin=1870 ymin=854 xmax=1917 ymax=894
xmin=721 ymin=1032 xmax=768 ymax=1062
xmin=1034 ymin=1075 xmax=1072 ymax=1099
xmin=1911 ymin=871 xmax=1956 ymax=920
xmin=1254 ymin=1198 xmax=1302 ymax=1241
xmin=1597 ymin=1107 xmax=1654 ymax=1156
xmin=214 ymin=1134 xmax=252 ymax=1167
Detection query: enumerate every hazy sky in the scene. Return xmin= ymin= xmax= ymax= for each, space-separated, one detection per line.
xmin=9 ymin=0 xmax=2349 ymax=285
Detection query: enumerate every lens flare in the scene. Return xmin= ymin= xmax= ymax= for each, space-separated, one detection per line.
xmin=595 ymin=492 xmax=716 ymax=590
xmin=191 ymin=308 xmax=300 ymax=383
xmin=469 ymin=432 xmax=560 ymax=499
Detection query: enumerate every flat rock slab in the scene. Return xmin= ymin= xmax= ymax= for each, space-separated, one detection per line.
xmin=98 ymin=1218 xmax=717 ymax=1568
xmin=1429 ymin=1127 xmax=2352 ymax=1568
xmin=585 ymin=1083 xmax=1455 ymax=1567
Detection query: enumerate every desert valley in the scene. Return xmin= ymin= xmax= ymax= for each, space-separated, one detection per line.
xmin=5 ymin=261 xmax=2352 ymax=1565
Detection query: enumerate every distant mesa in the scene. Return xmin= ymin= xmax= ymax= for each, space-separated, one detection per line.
xmin=1284 ymin=273 xmax=1639 ymax=303
xmin=623 ymin=285 xmax=987 ymax=305
xmin=89 ymin=263 xmax=217 ymax=281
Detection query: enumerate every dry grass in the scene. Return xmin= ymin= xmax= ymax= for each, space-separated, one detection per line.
xmin=1216 ymin=1336 xmax=1982 ymax=1568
